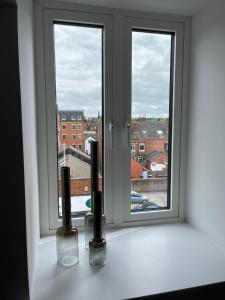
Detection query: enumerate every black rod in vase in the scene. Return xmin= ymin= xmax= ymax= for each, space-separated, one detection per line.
xmin=91 ymin=140 xmax=98 ymax=212
xmin=61 ymin=166 xmax=72 ymax=229
xmin=93 ymin=191 xmax=102 ymax=241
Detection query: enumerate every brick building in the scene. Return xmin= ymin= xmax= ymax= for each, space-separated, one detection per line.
xmin=58 ymin=110 xmax=85 ymax=151
xmin=131 ymin=119 xmax=169 ymax=176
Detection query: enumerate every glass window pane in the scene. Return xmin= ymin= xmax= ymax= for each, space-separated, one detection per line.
xmin=131 ymin=30 xmax=173 ymax=213
xmin=54 ymin=23 xmax=103 ymax=219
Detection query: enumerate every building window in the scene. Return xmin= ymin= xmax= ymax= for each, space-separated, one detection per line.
xmin=62 ymin=124 xmax=66 ymax=130
xmin=138 ymin=156 xmax=143 ymax=163
xmin=165 ymin=142 xmax=168 ymax=153
xmin=131 ymin=143 xmax=135 ymax=151
xmin=139 ymin=143 xmax=145 ymax=152
xmin=36 ymin=4 xmax=188 ymax=234
xmin=72 ymin=144 xmax=76 ymax=148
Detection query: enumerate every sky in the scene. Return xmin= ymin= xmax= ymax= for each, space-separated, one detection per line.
xmin=54 ymin=24 xmax=171 ymax=118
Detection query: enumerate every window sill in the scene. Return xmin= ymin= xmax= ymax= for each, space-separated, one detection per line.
xmin=32 ymin=223 xmax=225 ymax=300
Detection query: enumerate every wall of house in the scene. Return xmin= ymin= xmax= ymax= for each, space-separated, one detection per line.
xmin=17 ymin=0 xmax=40 ymax=294
xmin=187 ymin=0 xmax=225 ymax=246
xmin=0 ymin=1 xmax=30 ymax=299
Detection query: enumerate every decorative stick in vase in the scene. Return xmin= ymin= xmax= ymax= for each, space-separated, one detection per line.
xmin=84 ymin=140 xmax=106 ymax=250
xmin=89 ymin=190 xmax=106 ymax=266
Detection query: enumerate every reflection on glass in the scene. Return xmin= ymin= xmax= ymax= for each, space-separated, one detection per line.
xmin=131 ymin=30 xmax=173 ymax=213
xmin=54 ymin=23 xmax=103 ymax=218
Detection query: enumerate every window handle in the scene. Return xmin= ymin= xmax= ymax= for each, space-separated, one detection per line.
xmin=127 ymin=122 xmax=131 ymax=145
xmin=109 ymin=122 xmax=114 ymax=149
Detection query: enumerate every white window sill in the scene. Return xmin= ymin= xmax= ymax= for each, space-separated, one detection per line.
xmin=32 ymin=223 xmax=225 ymax=300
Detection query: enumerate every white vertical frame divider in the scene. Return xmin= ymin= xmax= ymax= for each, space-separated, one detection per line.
xmin=42 ymin=8 xmax=113 ymax=230
xmin=35 ymin=0 xmax=190 ymax=235
xmin=123 ymin=17 xmax=184 ymax=222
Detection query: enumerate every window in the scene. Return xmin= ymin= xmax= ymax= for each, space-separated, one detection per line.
xmin=138 ymin=156 xmax=143 ymax=163
xmin=62 ymin=124 xmax=66 ymax=130
xmin=36 ymin=3 xmax=188 ymax=234
xmin=139 ymin=143 xmax=145 ymax=152
xmin=164 ymin=142 xmax=168 ymax=153
xmin=131 ymin=143 xmax=135 ymax=151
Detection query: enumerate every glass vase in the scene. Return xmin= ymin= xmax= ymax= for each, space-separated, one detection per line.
xmin=56 ymin=226 xmax=79 ymax=267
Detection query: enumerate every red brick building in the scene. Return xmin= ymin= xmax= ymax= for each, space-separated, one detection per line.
xmin=131 ymin=158 xmax=143 ymax=179
xmin=131 ymin=119 xmax=169 ymax=176
xmin=58 ymin=110 xmax=85 ymax=151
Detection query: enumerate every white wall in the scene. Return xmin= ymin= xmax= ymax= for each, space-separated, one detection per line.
xmin=187 ymin=0 xmax=225 ymax=246
xmin=17 ymin=0 xmax=40 ymax=294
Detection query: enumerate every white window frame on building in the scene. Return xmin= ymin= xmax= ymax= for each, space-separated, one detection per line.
xmin=62 ymin=134 xmax=66 ymax=140
xmin=139 ymin=143 xmax=145 ymax=152
xmin=72 ymin=134 xmax=76 ymax=139
xmin=62 ymin=124 xmax=66 ymax=130
xmin=138 ymin=156 xmax=143 ymax=163
xmin=72 ymin=124 xmax=76 ymax=130
xmin=60 ymin=114 xmax=66 ymax=121
xmin=131 ymin=143 xmax=135 ymax=151
xmin=35 ymin=1 xmax=190 ymax=235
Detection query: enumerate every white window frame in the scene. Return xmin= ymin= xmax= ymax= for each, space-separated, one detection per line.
xmin=123 ymin=16 xmax=186 ymax=223
xmin=131 ymin=143 xmax=135 ymax=151
xmin=72 ymin=134 xmax=76 ymax=139
xmin=71 ymin=124 xmax=76 ymax=130
xmin=139 ymin=143 xmax=145 ymax=152
xmin=35 ymin=4 xmax=113 ymax=233
xmin=60 ymin=114 xmax=66 ymax=121
xmin=138 ymin=156 xmax=143 ymax=163
xmin=62 ymin=134 xmax=66 ymax=140
xmin=35 ymin=1 xmax=190 ymax=235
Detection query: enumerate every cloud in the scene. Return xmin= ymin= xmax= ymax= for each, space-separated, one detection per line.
xmin=54 ymin=24 xmax=172 ymax=118
xmin=132 ymin=31 xmax=171 ymax=117
xmin=54 ymin=24 xmax=102 ymax=117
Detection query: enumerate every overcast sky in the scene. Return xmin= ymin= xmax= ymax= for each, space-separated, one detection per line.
xmin=54 ymin=24 xmax=171 ymax=118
